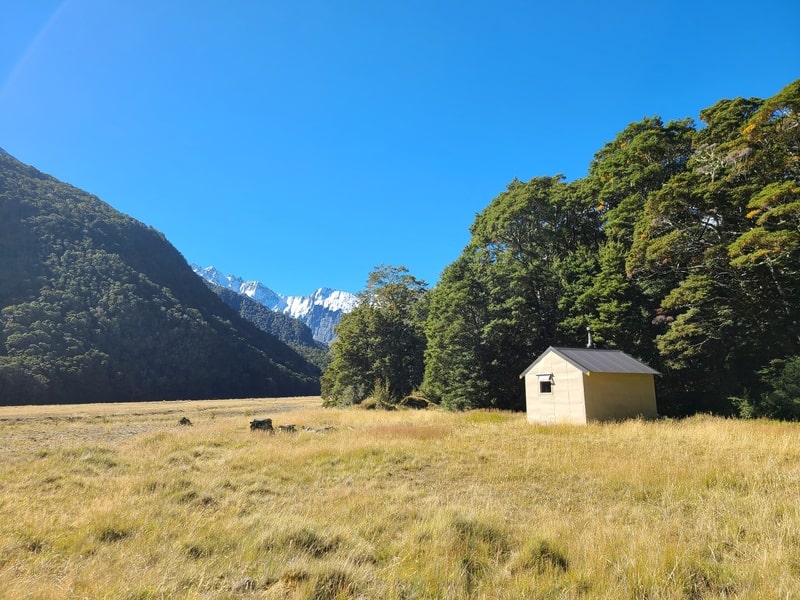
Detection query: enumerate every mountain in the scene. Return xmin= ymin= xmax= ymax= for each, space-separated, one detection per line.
xmin=0 ymin=148 xmax=320 ymax=405
xmin=192 ymin=265 xmax=358 ymax=344
xmin=207 ymin=282 xmax=331 ymax=371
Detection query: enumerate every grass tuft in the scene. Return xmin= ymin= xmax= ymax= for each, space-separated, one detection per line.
xmin=283 ymin=527 xmax=342 ymax=558
xmin=311 ymin=568 xmax=358 ymax=600
xmin=515 ymin=538 xmax=569 ymax=573
xmin=450 ymin=515 xmax=510 ymax=559
xmin=97 ymin=527 xmax=129 ymax=543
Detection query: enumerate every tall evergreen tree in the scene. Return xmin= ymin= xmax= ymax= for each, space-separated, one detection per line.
xmin=321 ymin=265 xmax=427 ymax=406
xmin=423 ymin=177 xmax=599 ymax=410
xmin=627 ymin=80 xmax=800 ymax=414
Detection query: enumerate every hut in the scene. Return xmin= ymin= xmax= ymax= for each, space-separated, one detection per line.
xmin=520 ymin=346 xmax=659 ymax=424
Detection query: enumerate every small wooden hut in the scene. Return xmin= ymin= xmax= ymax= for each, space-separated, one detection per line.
xmin=520 ymin=346 xmax=659 ymax=425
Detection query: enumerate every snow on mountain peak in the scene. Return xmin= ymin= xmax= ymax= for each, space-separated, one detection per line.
xmin=313 ymin=288 xmax=359 ymax=312
xmin=196 ymin=265 xmax=246 ymax=292
xmin=191 ymin=265 xmax=358 ymax=343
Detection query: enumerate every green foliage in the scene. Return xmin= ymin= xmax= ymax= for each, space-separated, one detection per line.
xmin=418 ymin=78 xmax=800 ymax=416
xmin=0 ymin=150 xmax=320 ymax=404
xmin=587 ymin=116 xmax=694 ymax=244
xmin=422 ymin=254 xmax=492 ymax=410
xmin=366 ymin=378 xmax=395 ymax=410
xmin=423 ymin=177 xmax=600 ymax=410
xmin=321 ymin=266 xmax=427 ymax=407
xmin=735 ymin=356 xmax=800 ymax=420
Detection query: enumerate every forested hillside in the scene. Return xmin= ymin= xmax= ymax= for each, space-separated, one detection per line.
xmin=323 ymin=79 xmax=800 ymax=418
xmin=0 ymin=149 xmax=320 ymax=405
xmin=208 ymin=283 xmax=331 ymax=371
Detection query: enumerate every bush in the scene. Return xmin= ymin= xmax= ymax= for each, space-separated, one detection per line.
xmin=735 ymin=356 xmax=800 ymax=420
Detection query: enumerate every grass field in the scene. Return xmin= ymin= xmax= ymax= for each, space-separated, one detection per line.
xmin=2 ymin=398 xmax=800 ymax=599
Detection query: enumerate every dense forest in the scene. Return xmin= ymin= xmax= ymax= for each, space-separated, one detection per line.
xmin=0 ymin=149 xmax=320 ymax=405
xmin=323 ymin=79 xmax=800 ymax=418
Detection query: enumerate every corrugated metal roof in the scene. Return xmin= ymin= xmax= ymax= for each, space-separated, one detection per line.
xmin=520 ymin=346 xmax=660 ymax=377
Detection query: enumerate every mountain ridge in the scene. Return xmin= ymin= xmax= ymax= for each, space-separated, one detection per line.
xmin=192 ymin=265 xmax=357 ymax=344
xmin=204 ymin=282 xmax=331 ymax=372
xmin=0 ymin=149 xmax=320 ymax=405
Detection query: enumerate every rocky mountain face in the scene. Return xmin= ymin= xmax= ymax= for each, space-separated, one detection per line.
xmin=192 ymin=265 xmax=358 ymax=344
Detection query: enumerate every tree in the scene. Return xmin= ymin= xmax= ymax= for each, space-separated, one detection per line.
xmin=423 ymin=177 xmax=600 ymax=410
xmin=327 ymin=80 xmax=800 ymax=419
xmin=421 ymin=253 xmax=495 ymax=410
xmin=321 ymin=265 xmax=427 ymax=407
xmin=726 ymin=80 xmax=800 ymax=354
xmin=561 ymin=241 xmax=654 ymax=355
xmin=586 ymin=116 xmax=694 ymax=245
xmin=623 ymin=81 xmax=800 ymax=414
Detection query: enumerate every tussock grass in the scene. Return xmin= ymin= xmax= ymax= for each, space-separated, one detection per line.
xmin=2 ymin=399 xmax=800 ymax=598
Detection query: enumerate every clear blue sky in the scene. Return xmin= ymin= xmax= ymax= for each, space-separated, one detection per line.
xmin=1 ymin=1 xmax=798 ymax=295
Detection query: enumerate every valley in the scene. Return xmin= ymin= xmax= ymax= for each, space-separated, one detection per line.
xmin=2 ymin=401 xmax=800 ymax=597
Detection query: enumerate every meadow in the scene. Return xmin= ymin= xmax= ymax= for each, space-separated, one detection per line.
xmin=2 ymin=398 xmax=800 ymax=599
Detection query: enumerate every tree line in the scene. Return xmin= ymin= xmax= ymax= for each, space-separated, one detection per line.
xmin=322 ymin=79 xmax=800 ymax=418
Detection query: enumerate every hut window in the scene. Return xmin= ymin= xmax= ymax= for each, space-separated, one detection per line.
xmin=537 ymin=374 xmax=553 ymax=393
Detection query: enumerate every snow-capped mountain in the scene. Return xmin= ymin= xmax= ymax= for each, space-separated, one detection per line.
xmin=192 ymin=265 xmax=358 ymax=344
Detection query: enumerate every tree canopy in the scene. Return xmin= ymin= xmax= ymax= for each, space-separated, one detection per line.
xmin=321 ymin=265 xmax=428 ymax=407
xmin=327 ymin=79 xmax=800 ymax=417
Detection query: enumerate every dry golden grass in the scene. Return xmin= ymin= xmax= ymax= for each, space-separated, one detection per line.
xmin=2 ymin=398 xmax=800 ymax=598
